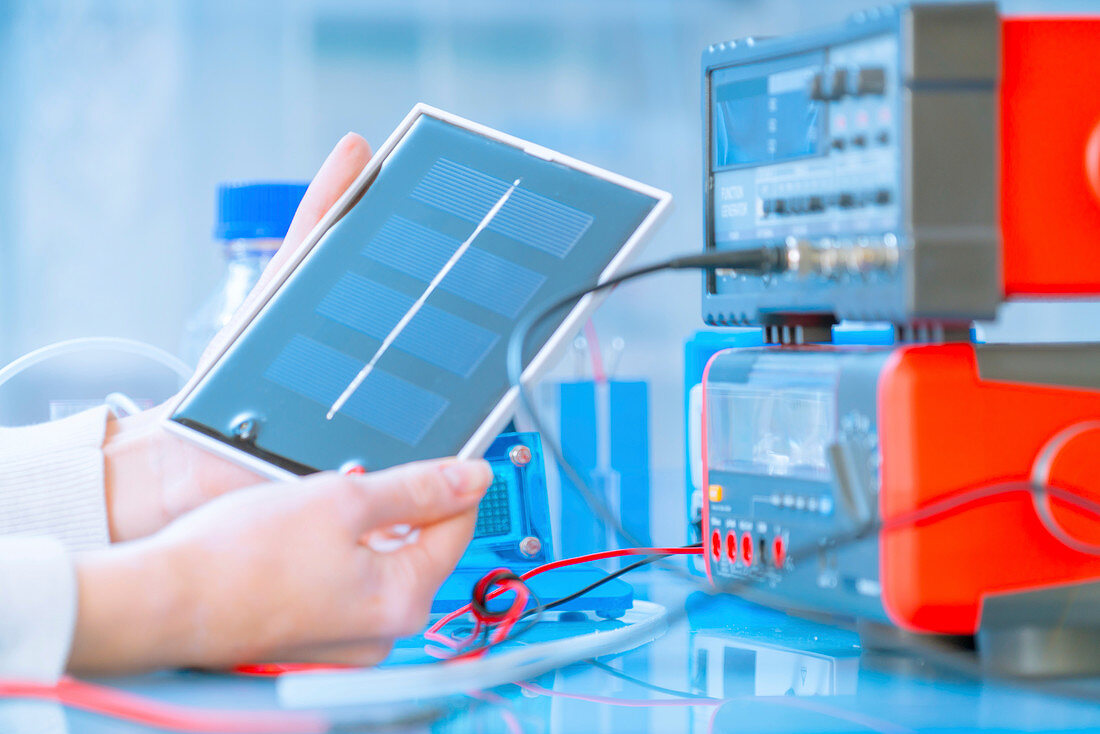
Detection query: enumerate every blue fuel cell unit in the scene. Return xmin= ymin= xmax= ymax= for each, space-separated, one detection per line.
xmin=462 ymin=431 xmax=552 ymax=568
xmin=433 ymin=431 xmax=633 ymax=618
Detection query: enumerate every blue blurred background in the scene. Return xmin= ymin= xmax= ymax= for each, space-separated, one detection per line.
xmin=1 ymin=0 xmax=1097 ymax=543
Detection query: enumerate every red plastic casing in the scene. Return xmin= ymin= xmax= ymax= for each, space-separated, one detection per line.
xmin=878 ymin=343 xmax=1100 ymax=634
xmin=1001 ymin=17 xmax=1100 ymax=296
xmin=700 ymin=16 xmax=1100 ymax=636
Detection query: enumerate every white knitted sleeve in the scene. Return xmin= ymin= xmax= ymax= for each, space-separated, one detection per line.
xmin=0 ymin=406 xmax=111 ymax=550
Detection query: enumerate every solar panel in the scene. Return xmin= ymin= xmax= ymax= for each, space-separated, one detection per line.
xmin=168 ymin=107 xmax=668 ymax=476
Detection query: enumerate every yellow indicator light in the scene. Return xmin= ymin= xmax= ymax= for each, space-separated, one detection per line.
xmin=708 ymin=484 xmax=724 ymax=502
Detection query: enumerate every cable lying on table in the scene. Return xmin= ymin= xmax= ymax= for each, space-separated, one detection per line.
xmin=0 ymin=677 xmax=327 ymax=734
xmin=502 ymin=246 xmax=1100 ymax=701
xmin=507 ymin=246 xmax=789 ymax=549
xmin=424 ymin=545 xmax=703 ymax=659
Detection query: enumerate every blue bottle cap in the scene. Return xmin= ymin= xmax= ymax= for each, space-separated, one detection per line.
xmin=215 ymin=182 xmax=309 ymax=240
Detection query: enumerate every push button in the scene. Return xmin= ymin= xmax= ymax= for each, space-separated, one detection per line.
xmin=853 ymin=66 xmax=886 ymax=96
xmin=810 ymin=67 xmax=848 ymax=101
xmin=826 ymin=67 xmax=848 ymax=100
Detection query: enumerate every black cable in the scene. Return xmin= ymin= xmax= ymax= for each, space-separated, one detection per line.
xmin=501 ymin=249 xmax=1100 ymax=705
xmin=455 ymin=546 xmax=702 ymax=657
xmin=516 ymin=545 xmax=701 ymax=622
xmin=470 ymin=569 xmax=523 ymax=622
xmin=584 ymin=659 xmax=716 ymax=701
xmin=520 ymin=555 xmax=664 ymax=619
xmin=506 ymin=246 xmax=787 ymax=548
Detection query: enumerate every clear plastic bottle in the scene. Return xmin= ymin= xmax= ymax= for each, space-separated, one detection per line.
xmin=180 ymin=182 xmax=308 ymax=367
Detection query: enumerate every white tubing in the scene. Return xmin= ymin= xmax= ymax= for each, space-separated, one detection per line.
xmin=104 ymin=392 xmax=144 ymax=418
xmin=276 ymin=600 xmax=668 ymax=709
xmin=0 ymin=337 xmax=193 ymax=392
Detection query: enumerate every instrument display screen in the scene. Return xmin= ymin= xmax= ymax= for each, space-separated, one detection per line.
xmin=710 ymin=52 xmax=826 ymax=170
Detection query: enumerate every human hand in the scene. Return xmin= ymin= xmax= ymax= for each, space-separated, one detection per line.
xmin=69 ymin=457 xmax=490 ymax=674
xmin=103 ymin=133 xmax=373 ymax=542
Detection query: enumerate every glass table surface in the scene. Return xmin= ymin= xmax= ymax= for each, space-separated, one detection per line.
xmin=6 ymin=568 xmax=1100 ymax=734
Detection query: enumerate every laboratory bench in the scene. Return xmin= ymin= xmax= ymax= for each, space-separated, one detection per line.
xmin=7 ymin=568 xmax=1100 ymax=734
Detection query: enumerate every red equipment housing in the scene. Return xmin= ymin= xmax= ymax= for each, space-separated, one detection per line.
xmin=1001 ymin=17 xmax=1100 ymax=296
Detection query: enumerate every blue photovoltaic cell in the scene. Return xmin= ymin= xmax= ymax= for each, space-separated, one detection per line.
xmin=410 ymin=158 xmax=593 ymax=258
xmin=363 ymin=215 xmax=547 ymax=318
xmin=264 ymin=335 xmax=449 ymax=446
xmin=365 ymin=215 xmax=455 ymax=282
xmin=316 ymin=272 xmax=499 ymax=378
xmin=447 ymin=248 xmax=546 ymax=318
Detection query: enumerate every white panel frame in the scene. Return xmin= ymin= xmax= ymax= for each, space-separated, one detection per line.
xmin=162 ymin=103 xmax=672 ymax=480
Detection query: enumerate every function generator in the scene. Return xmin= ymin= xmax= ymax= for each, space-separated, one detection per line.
xmin=695 ymin=3 xmax=1100 ymax=673
xmin=702 ymin=3 xmax=1100 ymax=339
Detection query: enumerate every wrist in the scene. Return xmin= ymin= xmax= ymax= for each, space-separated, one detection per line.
xmin=68 ymin=540 xmax=194 ymax=673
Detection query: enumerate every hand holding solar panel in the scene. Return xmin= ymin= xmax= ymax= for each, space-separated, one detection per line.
xmin=167 ymin=106 xmax=670 ymax=478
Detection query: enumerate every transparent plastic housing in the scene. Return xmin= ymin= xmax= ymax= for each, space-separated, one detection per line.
xmin=705 ymin=352 xmax=838 ymax=480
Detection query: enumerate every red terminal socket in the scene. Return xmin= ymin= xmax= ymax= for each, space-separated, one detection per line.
xmin=710 ymin=530 xmax=722 ymax=561
xmin=773 ymin=536 xmax=787 ymax=568
xmin=725 ymin=531 xmax=738 ymax=563
xmin=741 ymin=533 xmax=754 ymax=567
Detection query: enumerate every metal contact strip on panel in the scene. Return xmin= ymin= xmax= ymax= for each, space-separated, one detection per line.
xmin=363 ymin=215 xmax=547 ymax=318
xmin=316 ymin=272 xmax=499 ymax=378
xmin=325 ymin=178 xmax=520 ymax=419
xmin=443 ymin=248 xmax=547 ymax=318
xmin=264 ymin=334 xmax=363 ymax=405
xmin=264 ymin=335 xmax=449 ymax=445
xmin=411 ymin=158 xmax=593 ymax=258
xmin=339 ymin=369 xmax=449 ymax=446
xmin=169 ymin=109 xmax=670 ymax=477
xmin=418 ymin=158 xmax=591 ymax=241
xmin=416 ymin=166 xmax=589 ymax=256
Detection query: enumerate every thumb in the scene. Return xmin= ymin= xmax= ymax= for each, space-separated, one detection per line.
xmin=349 ymin=458 xmax=491 ymax=531
xmin=195 ymin=132 xmax=372 ymax=373
xmin=254 ymin=132 xmax=373 ymax=297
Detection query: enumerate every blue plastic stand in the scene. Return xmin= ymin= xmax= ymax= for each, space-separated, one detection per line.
xmin=557 ymin=379 xmax=651 ymax=559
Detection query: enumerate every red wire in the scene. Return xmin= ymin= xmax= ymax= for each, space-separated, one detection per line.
xmin=519 ymin=547 xmax=701 ymax=580
xmin=583 ymin=319 xmax=606 ymax=383
xmin=13 ymin=480 xmax=1093 ymax=728
xmin=450 ymin=578 xmax=530 ymax=661
xmin=426 ymin=546 xmax=702 ymax=642
xmin=517 ymin=681 xmax=717 ymax=708
xmin=0 ymin=677 xmax=326 ymax=733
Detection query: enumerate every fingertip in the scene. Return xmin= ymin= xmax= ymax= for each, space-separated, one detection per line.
xmin=335 ymin=131 xmax=371 ymax=160
xmin=441 ymin=459 xmax=492 ymax=501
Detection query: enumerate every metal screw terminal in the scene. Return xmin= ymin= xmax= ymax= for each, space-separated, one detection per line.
xmin=509 ymin=445 xmax=532 ymax=467
xmin=519 ymin=536 xmax=541 ymax=558
xmin=232 ymin=417 xmax=259 ymax=443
